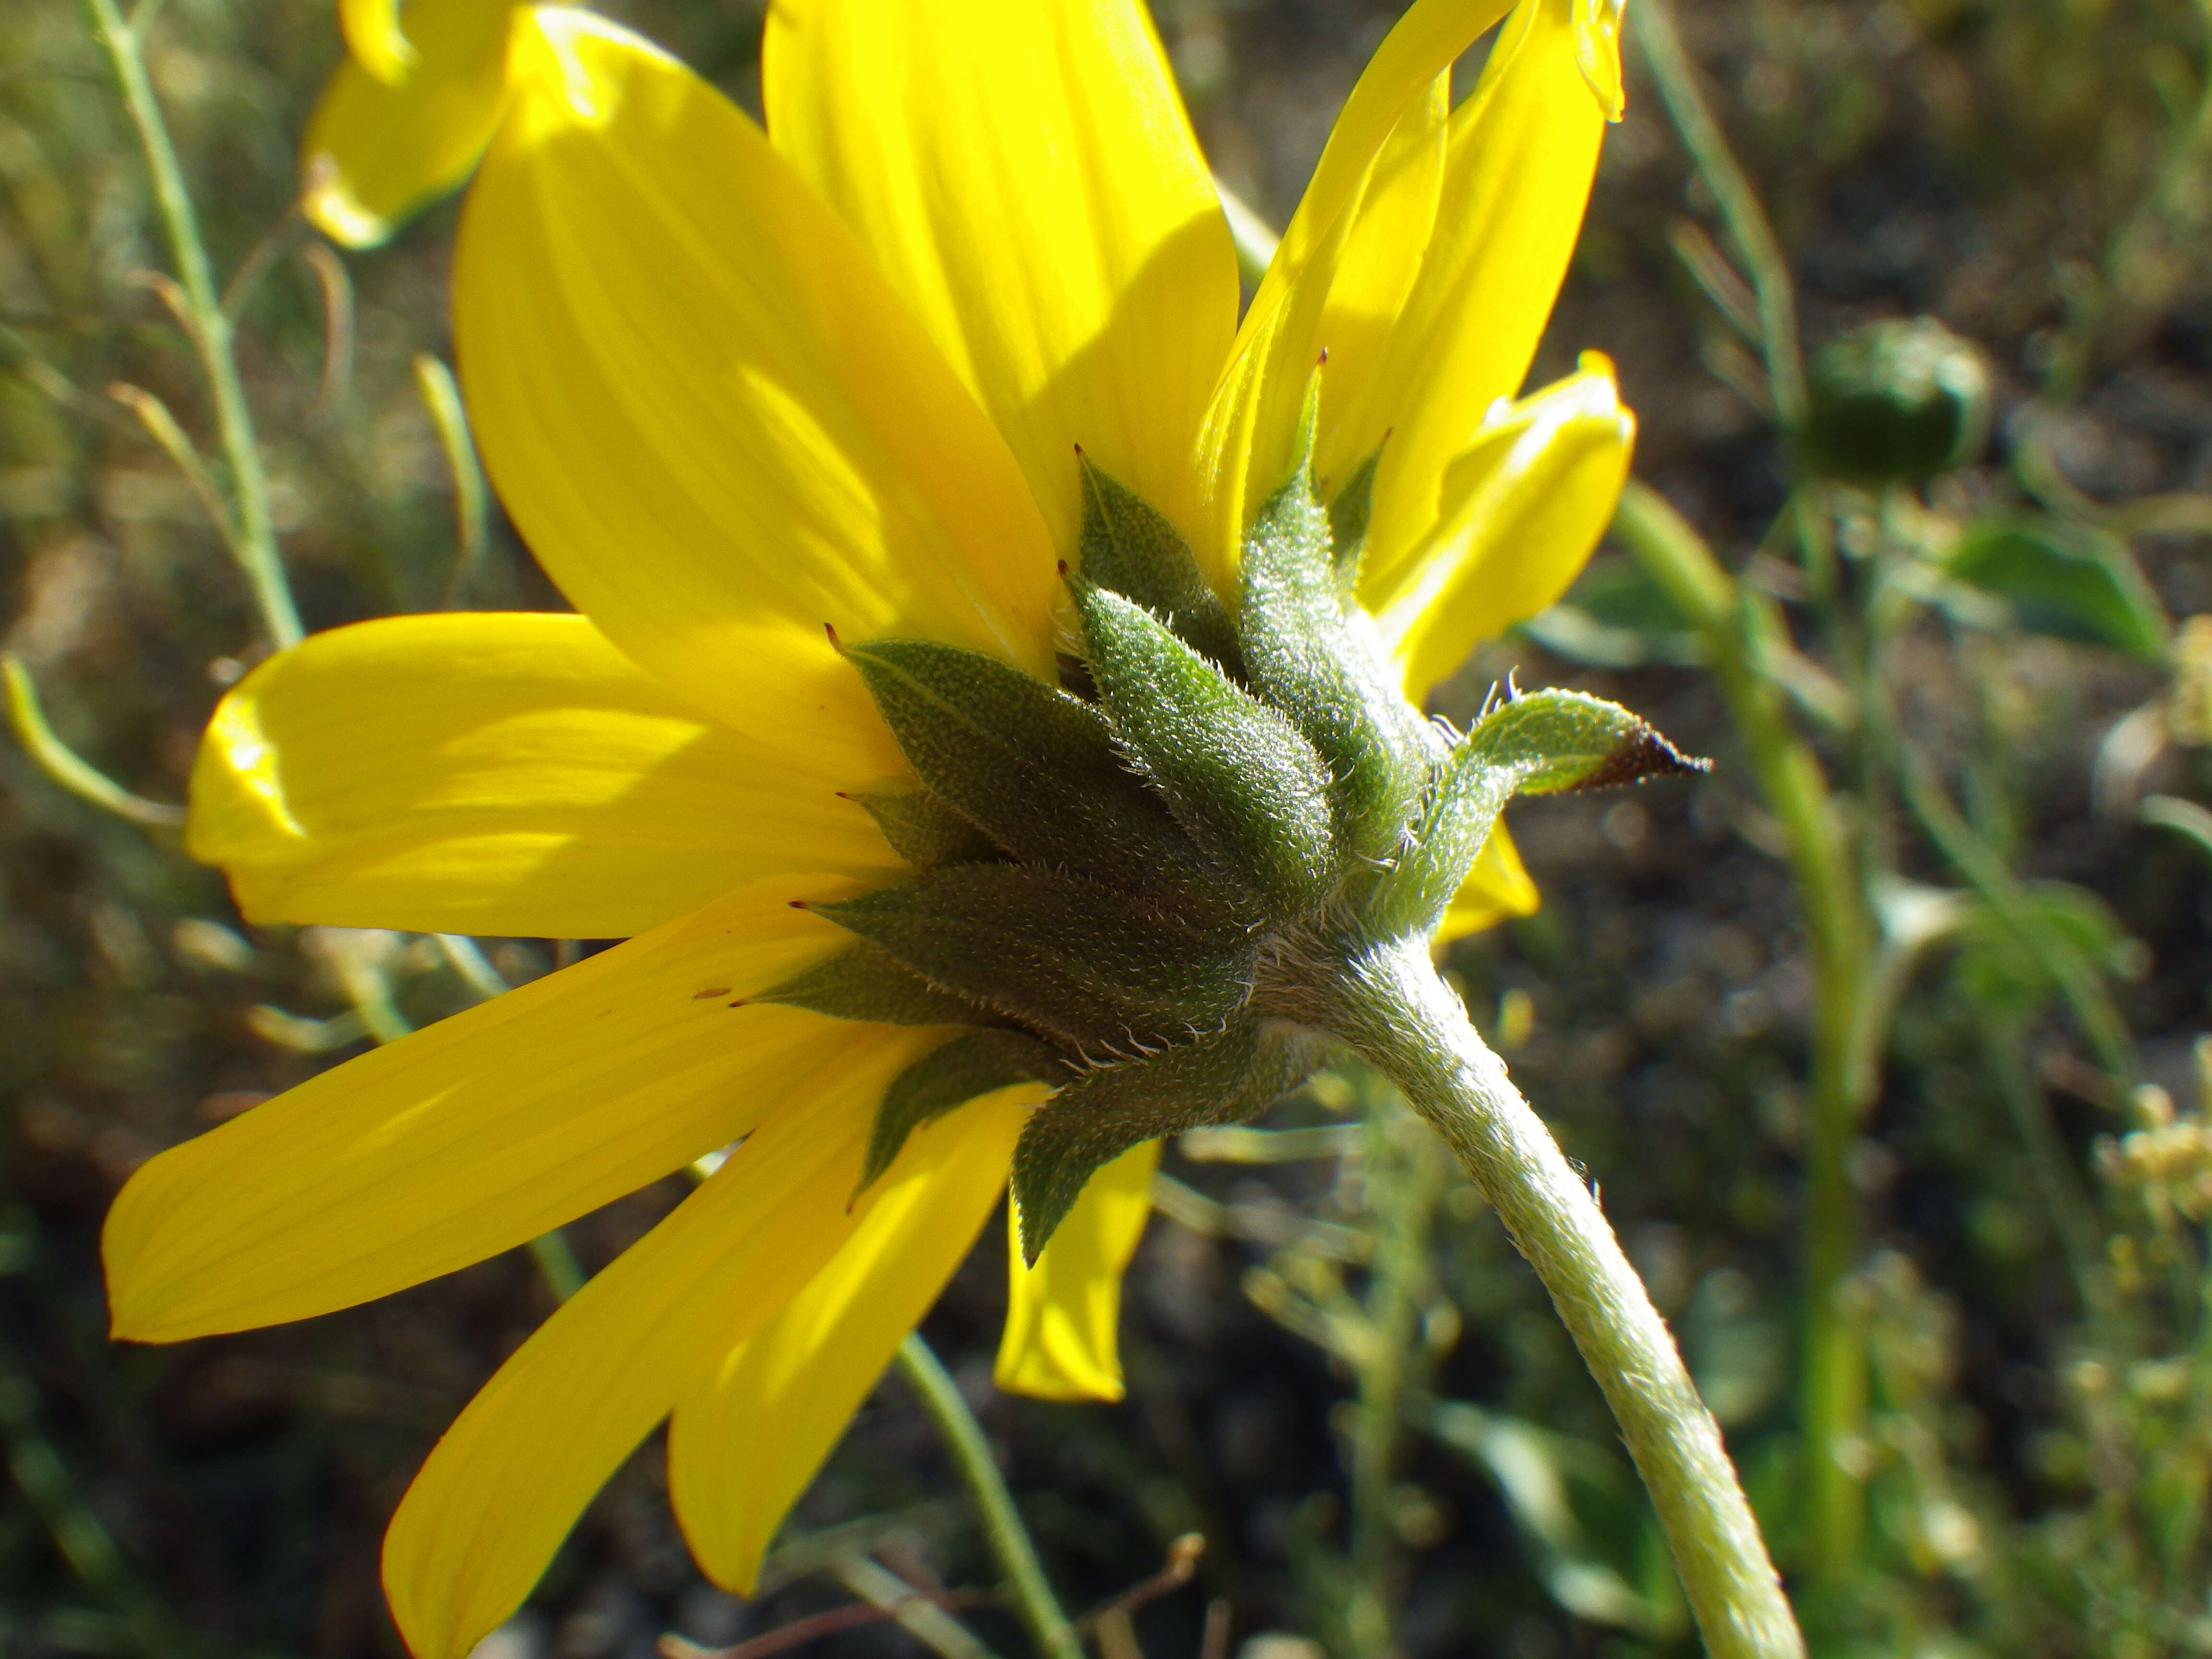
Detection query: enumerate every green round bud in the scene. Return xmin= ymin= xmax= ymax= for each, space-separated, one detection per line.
xmin=1799 ymin=317 xmax=1992 ymax=486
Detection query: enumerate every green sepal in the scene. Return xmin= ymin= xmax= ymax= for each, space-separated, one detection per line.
xmin=812 ymin=864 xmax=1259 ymax=1058
xmin=1326 ymin=445 xmax=1382 ymax=595
xmin=1070 ymin=580 xmax=1336 ymax=916
xmin=1238 ymin=384 xmax=1428 ymax=864
xmin=1011 ymin=1021 xmax=1322 ymax=1261
xmin=860 ymin=1029 xmax=1065 ymax=1197
xmin=1364 ymin=689 xmax=1707 ymax=939
xmin=1079 ymin=454 xmax=1242 ymax=673
xmin=843 ymin=637 xmax=1216 ymax=895
xmin=753 ymin=941 xmax=1000 ymax=1027
xmin=849 ymin=790 xmax=1002 ymax=868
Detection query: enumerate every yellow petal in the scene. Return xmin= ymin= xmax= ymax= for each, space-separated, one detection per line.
xmin=383 ymin=1051 xmax=941 ymax=1659
xmin=303 ymin=0 xmax=520 ymax=248
xmin=339 ymin=0 xmax=412 ymax=84
xmin=457 ymin=10 xmax=1059 ymax=744
xmin=1190 ymin=0 xmax=1515 ymax=568
xmin=188 ymin=613 xmax=905 ymax=939
xmin=104 ymin=880 xmax=893 ymax=1343
xmin=668 ymin=1092 xmax=1034 ymax=1593
xmin=1435 ymin=822 xmax=1539 ymax=945
xmin=1574 ymin=0 xmax=1628 ymax=121
xmin=1372 ymin=359 xmax=1634 ymax=700
xmin=1335 ymin=0 xmax=1612 ymax=589
xmin=994 ymin=1138 xmax=1159 ymax=1403
xmin=764 ymin=0 xmax=1238 ymax=556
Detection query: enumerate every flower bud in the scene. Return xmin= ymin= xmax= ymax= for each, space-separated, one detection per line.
xmin=1799 ymin=317 xmax=1991 ymax=487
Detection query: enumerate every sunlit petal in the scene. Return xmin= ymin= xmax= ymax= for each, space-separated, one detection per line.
xmin=766 ymin=0 xmax=1236 ymax=555
xmin=457 ymin=9 xmax=1060 ymax=742
xmin=1334 ymin=0 xmax=1611 ymax=589
xmin=339 ymin=0 xmax=412 ymax=84
xmin=383 ymin=1057 xmax=939 ymax=1659
xmin=1190 ymin=0 xmax=1515 ymax=569
xmin=1372 ymin=359 xmax=1634 ymax=699
xmin=668 ymin=1093 xmax=1034 ymax=1593
xmin=189 ymin=613 xmax=904 ymax=939
xmin=995 ymin=1138 xmax=1159 ymax=1402
xmin=303 ymin=0 xmax=519 ymax=247
xmin=104 ymin=881 xmax=892 ymax=1343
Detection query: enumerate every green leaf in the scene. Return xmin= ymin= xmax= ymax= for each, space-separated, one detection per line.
xmin=1366 ymin=690 xmax=1706 ymax=938
xmin=860 ymin=1029 xmax=1064 ymax=1195
xmin=843 ymin=637 xmax=1218 ymax=896
xmin=1078 ymin=454 xmax=1241 ymax=671
xmin=753 ymin=941 xmax=999 ymax=1027
xmin=1238 ymin=388 xmax=1429 ymax=864
xmin=1012 ymin=1022 xmax=1322 ymax=1260
xmin=1945 ymin=520 xmax=2169 ymax=661
xmin=1072 ymin=580 xmax=1337 ymax=915
xmin=812 ymin=864 xmax=1260 ymax=1058
xmin=1949 ymin=881 xmax=2142 ymax=1016
xmin=847 ymin=790 xmax=1003 ymax=868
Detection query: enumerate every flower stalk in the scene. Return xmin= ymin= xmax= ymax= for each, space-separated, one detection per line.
xmin=896 ymin=1334 xmax=1082 ymax=1659
xmin=83 ymin=0 xmax=303 ymax=651
xmin=1316 ymin=937 xmax=1805 ymax=1659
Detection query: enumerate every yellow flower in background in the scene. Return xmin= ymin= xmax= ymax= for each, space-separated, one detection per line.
xmin=108 ymin=0 xmax=1635 ymax=1655
xmin=302 ymin=0 xmax=527 ymax=246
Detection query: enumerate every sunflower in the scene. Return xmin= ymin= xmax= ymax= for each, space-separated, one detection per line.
xmin=108 ymin=1 xmax=1634 ymax=1654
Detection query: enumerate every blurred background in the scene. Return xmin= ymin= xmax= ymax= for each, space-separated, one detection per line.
xmin=5 ymin=0 xmax=2212 ymax=1654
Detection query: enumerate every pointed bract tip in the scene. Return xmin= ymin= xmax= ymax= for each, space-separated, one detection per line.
xmin=1056 ymin=559 xmax=1070 ymax=578
xmin=787 ymin=899 xmax=809 ymax=910
xmin=1316 ymin=347 xmax=1329 ymax=367
xmin=726 ymin=999 xmax=747 ymax=1009
xmin=823 ymin=622 xmax=843 ymax=651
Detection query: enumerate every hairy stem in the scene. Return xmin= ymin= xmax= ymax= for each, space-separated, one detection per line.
xmin=83 ymin=0 xmax=302 ymax=649
xmin=897 ymin=1333 xmax=1082 ymax=1659
xmin=1320 ymin=938 xmax=1803 ymax=1659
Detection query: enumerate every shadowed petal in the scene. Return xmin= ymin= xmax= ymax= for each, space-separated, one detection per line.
xmin=382 ymin=1056 xmax=950 ymax=1659
xmin=1436 ymin=823 xmax=1541 ymax=944
xmin=995 ymin=1138 xmax=1159 ymax=1402
xmin=668 ymin=1093 xmax=1034 ymax=1593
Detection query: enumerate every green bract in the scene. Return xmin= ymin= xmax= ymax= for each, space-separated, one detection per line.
xmin=780 ymin=449 xmax=1704 ymax=1259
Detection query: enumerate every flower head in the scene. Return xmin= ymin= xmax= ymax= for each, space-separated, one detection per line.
xmin=111 ymin=2 xmax=1635 ymax=1654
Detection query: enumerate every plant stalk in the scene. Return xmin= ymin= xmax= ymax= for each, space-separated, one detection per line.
xmin=897 ymin=1333 xmax=1083 ymax=1659
xmin=84 ymin=0 xmax=303 ymax=650
xmin=1319 ymin=938 xmax=1803 ymax=1659
xmin=1613 ymin=478 xmax=1875 ymax=1589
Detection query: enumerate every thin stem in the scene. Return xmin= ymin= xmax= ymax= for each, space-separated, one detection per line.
xmin=1629 ymin=0 xmax=1807 ymax=431
xmin=1613 ymin=480 xmax=1875 ymax=1587
xmin=896 ymin=1333 xmax=1083 ymax=1659
xmin=83 ymin=0 xmax=302 ymax=649
xmin=416 ymin=353 xmax=493 ymax=607
xmin=1317 ymin=939 xmax=1803 ymax=1659
xmin=1 ymin=654 xmax=186 ymax=828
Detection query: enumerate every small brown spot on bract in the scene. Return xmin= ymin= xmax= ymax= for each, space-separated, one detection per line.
xmin=692 ymin=987 xmax=731 ymax=1000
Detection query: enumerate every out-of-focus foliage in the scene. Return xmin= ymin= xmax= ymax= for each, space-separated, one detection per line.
xmin=11 ymin=0 xmax=2212 ymax=1655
